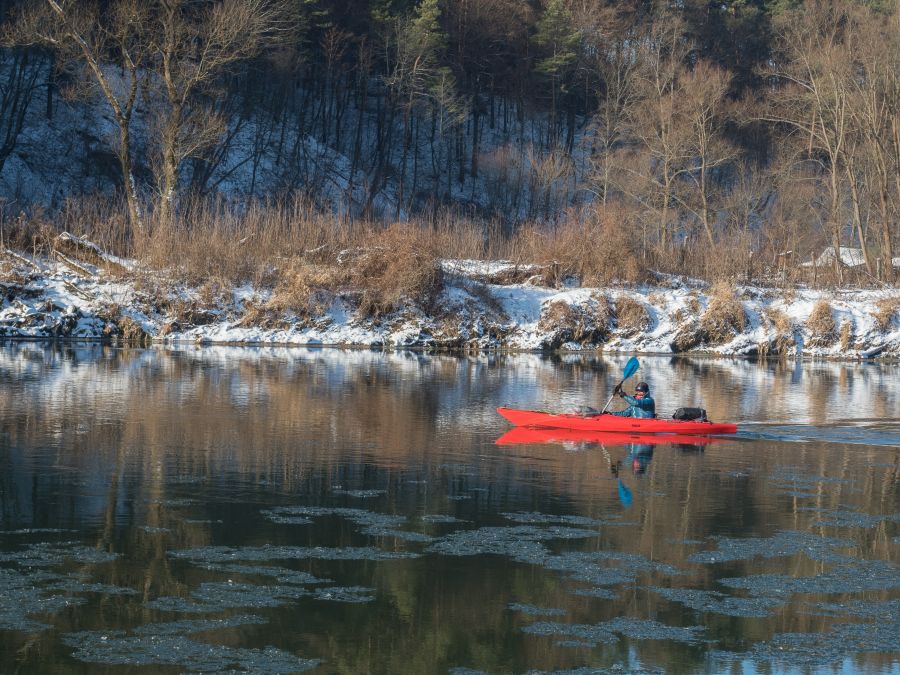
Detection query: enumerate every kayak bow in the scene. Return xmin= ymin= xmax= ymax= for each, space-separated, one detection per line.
xmin=497 ymin=407 xmax=738 ymax=435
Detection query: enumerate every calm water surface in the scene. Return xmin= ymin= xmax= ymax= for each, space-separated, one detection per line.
xmin=0 ymin=344 xmax=898 ymax=674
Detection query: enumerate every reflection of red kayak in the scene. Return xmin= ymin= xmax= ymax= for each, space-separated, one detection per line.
xmin=497 ymin=407 xmax=738 ymax=435
xmin=495 ymin=427 xmax=718 ymax=446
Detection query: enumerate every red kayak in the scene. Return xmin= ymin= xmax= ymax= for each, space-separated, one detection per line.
xmin=496 ymin=427 xmax=719 ymax=446
xmin=497 ymin=407 xmax=738 ymax=435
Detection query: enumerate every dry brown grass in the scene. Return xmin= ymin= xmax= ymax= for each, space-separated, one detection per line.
xmin=839 ymin=319 xmax=853 ymax=351
xmin=537 ymin=294 xmax=611 ymax=347
xmin=507 ymin=204 xmax=647 ymax=287
xmin=614 ymin=295 xmax=650 ymax=335
xmin=872 ymin=297 xmax=900 ymax=332
xmin=700 ymin=282 xmax=747 ymax=345
xmin=806 ymin=299 xmax=837 ymax=346
xmin=758 ymin=307 xmax=796 ymax=357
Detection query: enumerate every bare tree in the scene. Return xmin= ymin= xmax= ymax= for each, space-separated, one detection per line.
xmin=680 ymin=61 xmax=734 ymax=246
xmin=847 ymin=7 xmax=899 ymax=281
xmin=12 ymin=0 xmax=148 ymax=227
xmin=0 ymin=45 xmax=43 ymax=175
xmin=147 ymin=0 xmax=291 ymax=224
xmin=766 ymin=0 xmax=861 ymax=283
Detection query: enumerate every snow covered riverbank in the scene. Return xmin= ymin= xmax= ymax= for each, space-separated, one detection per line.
xmin=1 ymin=244 xmax=898 ymax=360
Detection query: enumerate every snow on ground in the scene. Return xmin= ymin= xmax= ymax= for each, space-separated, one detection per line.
xmin=0 ymin=251 xmax=898 ymax=360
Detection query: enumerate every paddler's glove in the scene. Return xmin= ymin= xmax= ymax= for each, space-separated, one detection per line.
xmin=613 ymin=383 xmax=624 ymax=397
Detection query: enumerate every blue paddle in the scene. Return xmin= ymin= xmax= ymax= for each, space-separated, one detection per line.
xmin=601 ymin=356 xmax=640 ymax=414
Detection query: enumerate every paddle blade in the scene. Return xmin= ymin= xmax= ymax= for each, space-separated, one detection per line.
xmin=617 ymin=479 xmax=633 ymax=508
xmin=622 ymin=357 xmax=640 ymax=381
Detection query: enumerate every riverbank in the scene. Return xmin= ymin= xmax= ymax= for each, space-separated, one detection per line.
xmin=1 ymin=238 xmax=898 ymax=359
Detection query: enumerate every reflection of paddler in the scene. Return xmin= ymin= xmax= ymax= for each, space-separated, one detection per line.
xmin=627 ymin=443 xmax=654 ymax=475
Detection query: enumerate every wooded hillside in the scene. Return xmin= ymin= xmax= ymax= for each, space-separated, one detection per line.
xmin=0 ymin=0 xmax=898 ymax=285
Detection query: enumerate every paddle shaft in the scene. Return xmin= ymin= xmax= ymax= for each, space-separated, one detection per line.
xmin=601 ymin=356 xmax=639 ymax=414
xmin=601 ymin=381 xmax=624 ymax=414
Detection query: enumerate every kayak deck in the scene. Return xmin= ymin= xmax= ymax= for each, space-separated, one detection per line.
xmin=497 ymin=407 xmax=738 ymax=435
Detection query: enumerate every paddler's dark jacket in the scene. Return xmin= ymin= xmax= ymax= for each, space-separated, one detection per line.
xmin=611 ymin=393 xmax=656 ymax=418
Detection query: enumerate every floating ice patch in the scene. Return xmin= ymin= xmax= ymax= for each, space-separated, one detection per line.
xmin=47 ymin=579 xmax=138 ymax=596
xmin=508 ymin=603 xmax=567 ymax=617
xmin=688 ymin=530 xmax=854 ymax=564
xmin=501 ymin=512 xmax=623 ymax=527
xmin=648 ymin=586 xmax=783 ymax=618
xmin=312 ymin=586 xmax=375 ymax=602
xmin=0 ymin=542 xmax=119 ymax=566
xmin=543 ymin=551 xmax=684 ymax=583
xmin=420 ymin=514 xmax=467 ymax=524
xmin=190 ymin=581 xmax=311 ymax=609
xmin=62 ymin=616 xmax=320 ymax=672
xmin=809 ymin=599 xmax=900 ymax=620
xmin=169 ymin=544 xmax=420 ymax=564
xmin=153 ymin=498 xmax=198 ymax=507
xmin=713 ymin=618 xmax=900 ymax=668
xmin=0 ymin=568 xmax=86 ymax=631
xmin=0 ymin=528 xmax=76 ymax=535
xmin=140 ymin=526 xmax=171 ymax=534
xmin=720 ymin=559 xmax=900 ymax=596
xmin=425 ymin=525 xmax=597 ymax=562
xmin=199 ymin=563 xmax=330 ymax=585
xmin=522 ymin=617 xmax=705 ymax=647
xmin=332 ymin=488 xmax=386 ymax=498
xmin=569 ymin=587 xmax=618 ymax=600
xmin=262 ymin=506 xmax=433 ymax=542
xmin=811 ymin=509 xmax=900 ymax=529
xmin=768 ymin=468 xmax=858 ymax=499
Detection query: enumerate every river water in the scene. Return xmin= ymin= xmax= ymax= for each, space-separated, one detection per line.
xmin=0 ymin=343 xmax=898 ymax=674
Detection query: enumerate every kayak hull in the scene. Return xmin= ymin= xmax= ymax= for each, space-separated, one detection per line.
xmin=497 ymin=407 xmax=738 ymax=435
xmin=496 ymin=427 xmax=719 ymax=446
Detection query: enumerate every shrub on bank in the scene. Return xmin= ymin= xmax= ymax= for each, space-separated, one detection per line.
xmin=700 ymin=282 xmax=747 ymax=345
xmin=872 ymin=298 xmax=900 ymax=332
xmin=806 ymin=299 xmax=837 ymax=346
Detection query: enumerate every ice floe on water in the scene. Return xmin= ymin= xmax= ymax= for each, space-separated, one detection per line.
xmin=508 ymin=603 xmax=567 ymax=617
xmin=712 ymin=618 xmax=900 ymax=668
xmin=687 ymin=530 xmax=855 ymax=564
xmin=261 ymin=505 xmax=434 ymax=541
xmin=168 ymin=544 xmax=420 ymax=563
xmin=720 ymin=559 xmax=900 ymax=596
xmin=522 ymin=617 xmax=706 ymax=647
xmin=62 ymin=616 xmax=320 ymax=672
xmin=647 ymin=587 xmax=784 ymax=618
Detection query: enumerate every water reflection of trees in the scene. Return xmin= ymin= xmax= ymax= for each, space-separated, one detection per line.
xmin=0 ymin=344 xmax=897 ymax=672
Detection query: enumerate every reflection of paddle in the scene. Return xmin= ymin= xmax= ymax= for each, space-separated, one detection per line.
xmin=599 ymin=443 xmax=633 ymax=509
xmin=601 ymin=357 xmax=640 ymax=414
xmin=617 ymin=478 xmax=633 ymax=508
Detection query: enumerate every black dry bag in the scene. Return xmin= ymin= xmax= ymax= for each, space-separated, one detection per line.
xmin=672 ymin=407 xmax=707 ymax=421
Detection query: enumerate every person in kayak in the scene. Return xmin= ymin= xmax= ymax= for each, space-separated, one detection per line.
xmin=610 ymin=381 xmax=655 ymax=418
